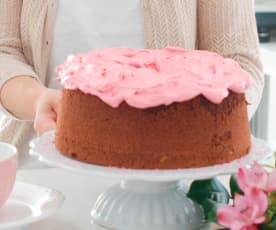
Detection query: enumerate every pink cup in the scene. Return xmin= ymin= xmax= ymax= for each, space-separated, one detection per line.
xmin=0 ymin=142 xmax=17 ymax=208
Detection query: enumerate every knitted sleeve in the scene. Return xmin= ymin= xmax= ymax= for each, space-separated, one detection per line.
xmin=0 ymin=0 xmax=39 ymax=119
xmin=197 ymin=0 xmax=264 ymax=120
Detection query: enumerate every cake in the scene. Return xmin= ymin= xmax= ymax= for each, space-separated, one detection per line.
xmin=55 ymin=47 xmax=251 ymax=169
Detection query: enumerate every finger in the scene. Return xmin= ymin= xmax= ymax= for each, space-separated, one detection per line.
xmin=34 ymin=89 xmax=61 ymax=135
xmin=51 ymin=93 xmax=61 ymax=112
xmin=35 ymin=118 xmax=57 ymax=136
xmin=34 ymin=108 xmax=57 ymax=136
xmin=37 ymin=98 xmax=58 ymax=120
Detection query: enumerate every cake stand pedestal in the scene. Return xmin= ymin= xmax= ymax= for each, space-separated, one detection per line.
xmin=30 ymin=131 xmax=273 ymax=230
xmin=91 ymin=180 xmax=203 ymax=230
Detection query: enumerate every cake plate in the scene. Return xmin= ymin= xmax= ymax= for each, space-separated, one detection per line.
xmin=30 ymin=131 xmax=273 ymax=230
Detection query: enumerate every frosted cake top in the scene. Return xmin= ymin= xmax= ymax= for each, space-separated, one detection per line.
xmin=57 ymin=47 xmax=251 ymax=109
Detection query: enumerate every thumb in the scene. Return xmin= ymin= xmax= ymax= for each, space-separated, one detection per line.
xmin=34 ymin=114 xmax=57 ymax=136
xmin=52 ymin=93 xmax=61 ymax=112
xmin=35 ymin=118 xmax=56 ymax=136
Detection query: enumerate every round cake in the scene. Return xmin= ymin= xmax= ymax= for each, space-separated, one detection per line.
xmin=55 ymin=47 xmax=251 ymax=169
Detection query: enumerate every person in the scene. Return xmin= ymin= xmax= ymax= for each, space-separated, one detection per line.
xmin=0 ymin=0 xmax=264 ymax=168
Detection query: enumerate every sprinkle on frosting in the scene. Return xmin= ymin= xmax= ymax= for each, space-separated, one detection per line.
xmin=57 ymin=47 xmax=251 ymax=109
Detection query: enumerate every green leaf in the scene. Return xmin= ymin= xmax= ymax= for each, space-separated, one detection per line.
xmin=267 ymin=215 xmax=276 ymax=229
xmin=269 ymin=192 xmax=276 ymax=212
xmin=263 ymin=164 xmax=275 ymax=169
xmin=262 ymin=196 xmax=276 ymax=230
xmin=265 ymin=209 xmax=276 ymax=225
xmin=201 ymin=198 xmax=221 ymax=223
xmin=187 ymin=178 xmax=230 ymax=205
xmin=260 ymin=214 xmax=276 ymax=230
xmin=187 ymin=178 xmax=230 ymax=225
xmin=229 ymin=174 xmax=243 ymax=198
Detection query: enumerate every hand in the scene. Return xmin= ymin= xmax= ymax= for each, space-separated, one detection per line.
xmin=34 ymin=88 xmax=61 ymax=136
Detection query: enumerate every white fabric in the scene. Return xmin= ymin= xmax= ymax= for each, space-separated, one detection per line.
xmin=47 ymin=0 xmax=145 ymax=88
xmin=19 ymin=0 xmax=145 ymax=168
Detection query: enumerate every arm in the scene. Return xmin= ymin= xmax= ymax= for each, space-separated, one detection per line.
xmin=1 ymin=77 xmax=44 ymax=120
xmin=197 ymin=0 xmax=264 ymax=120
xmin=0 ymin=0 xmax=41 ymax=119
xmin=0 ymin=0 xmax=60 ymax=135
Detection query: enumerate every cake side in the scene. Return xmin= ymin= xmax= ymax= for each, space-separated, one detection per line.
xmin=55 ymin=89 xmax=251 ymax=169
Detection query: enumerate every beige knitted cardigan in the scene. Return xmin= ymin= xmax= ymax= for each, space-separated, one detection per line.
xmin=0 ymin=0 xmax=263 ymax=150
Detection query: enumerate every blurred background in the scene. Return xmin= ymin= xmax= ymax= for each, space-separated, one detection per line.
xmin=251 ymin=0 xmax=276 ymax=147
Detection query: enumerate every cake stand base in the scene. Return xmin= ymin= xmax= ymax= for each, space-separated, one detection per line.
xmin=91 ymin=180 xmax=204 ymax=230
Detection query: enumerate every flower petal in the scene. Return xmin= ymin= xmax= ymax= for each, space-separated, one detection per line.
xmin=241 ymin=226 xmax=258 ymax=230
xmin=238 ymin=162 xmax=268 ymax=192
xmin=233 ymin=189 xmax=268 ymax=224
xmin=248 ymin=188 xmax=268 ymax=216
xmin=238 ymin=167 xmax=250 ymax=192
xmin=266 ymin=169 xmax=276 ymax=192
xmin=234 ymin=194 xmax=250 ymax=213
xmin=253 ymin=216 xmax=266 ymax=224
xmin=250 ymin=162 xmax=268 ymax=189
xmin=217 ymin=205 xmax=247 ymax=229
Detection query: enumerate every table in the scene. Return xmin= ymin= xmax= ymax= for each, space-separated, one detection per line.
xmin=17 ymin=168 xmax=117 ymax=230
xmin=16 ymin=168 xmax=225 ymax=230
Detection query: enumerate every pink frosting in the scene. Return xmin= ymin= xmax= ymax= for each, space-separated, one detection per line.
xmin=57 ymin=47 xmax=251 ymax=108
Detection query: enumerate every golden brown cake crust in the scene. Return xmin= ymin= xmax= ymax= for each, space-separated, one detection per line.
xmin=55 ymin=89 xmax=251 ymax=169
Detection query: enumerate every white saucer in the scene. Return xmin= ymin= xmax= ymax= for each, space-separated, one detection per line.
xmin=0 ymin=182 xmax=64 ymax=229
xmin=30 ymin=131 xmax=273 ymax=181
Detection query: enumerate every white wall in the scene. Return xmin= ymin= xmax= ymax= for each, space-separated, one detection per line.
xmin=260 ymin=37 xmax=276 ymax=143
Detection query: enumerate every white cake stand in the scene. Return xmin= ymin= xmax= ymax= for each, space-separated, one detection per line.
xmin=30 ymin=131 xmax=273 ymax=230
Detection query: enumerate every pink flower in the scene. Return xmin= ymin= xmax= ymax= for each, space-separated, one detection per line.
xmin=238 ymin=161 xmax=276 ymax=193
xmin=241 ymin=227 xmax=258 ymax=230
xmin=217 ymin=188 xmax=268 ymax=230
